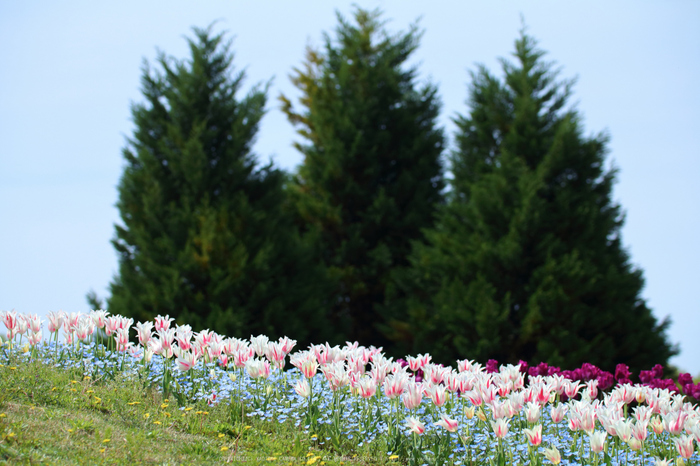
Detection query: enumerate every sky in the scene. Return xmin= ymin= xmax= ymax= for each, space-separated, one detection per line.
xmin=1 ymin=1 xmax=698 ymax=375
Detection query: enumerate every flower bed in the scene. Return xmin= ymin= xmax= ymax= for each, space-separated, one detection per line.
xmin=1 ymin=309 xmax=699 ymax=465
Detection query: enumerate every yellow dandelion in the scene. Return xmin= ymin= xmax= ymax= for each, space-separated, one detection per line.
xmin=68 ymin=429 xmax=74 ymax=433
xmin=127 ymin=402 xmax=140 ymax=406
xmin=0 ymin=414 xmax=6 ymax=418
xmin=244 ymin=425 xmax=252 ymax=430
xmin=51 ymin=387 xmax=57 ymax=391
xmin=218 ymin=433 xmax=225 ymax=438
xmin=306 ymin=452 xmax=315 ymax=457
xmin=389 ymin=455 xmax=399 ymax=460
xmin=99 ymin=448 xmax=105 ymax=453
xmin=153 ymin=421 xmax=161 ymax=425
xmin=195 ymin=411 xmax=203 ymax=415
xmin=164 ymin=399 xmax=169 ymax=402
xmin=102 ymin=439 xmax=110 ymax=443
xmin=306 ymin=456 xmax=319 ymax=465
xmin=86 ymin=390 xmax=94 ymax=394
xmin=70 ymin=388 xmax=77 ymax=392
xmin=9 ymin=367 xmax=16 ymax=370
xmin=181 ymin=413 xmax=186 ymax=417
xmin=220 ymin=446 xmax=229 ymax=452
xmin=143 ymin=413 xmax=150 ymax=419
xmin=163 ymin=412 xmax=171 ymax=418
xmin=267 ymin=457 xmax=277 ymax=462
xmin=93 ymin=397 xmax=102 ymax=404
xmin=184 ymin=407 xmax=194 ymax=411
xmin=160 ymin=403 xmax=169 ymax=409
xmin=71 ymin=380 xmax=78 ymax=384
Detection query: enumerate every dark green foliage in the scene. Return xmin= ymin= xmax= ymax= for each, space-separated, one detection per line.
xmin=281 ymin=8 xmax=445 ymax=349
xmin=106 ymin=26 xmax=334 ymax=344
xmin=398 ymin=30 xmax=677 ymax=372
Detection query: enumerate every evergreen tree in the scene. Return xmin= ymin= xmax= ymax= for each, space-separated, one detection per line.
xmin=105 ymin=26 xmax=333 ymax=344
xmin=281 ymin=8 xmax=445 ymax=349
xmin=400 ymin=31 xmax=676 ymax=372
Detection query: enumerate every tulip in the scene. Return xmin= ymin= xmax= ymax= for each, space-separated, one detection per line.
xmin=436 ymin=414 xmax=459 ymax=432
xmin=134 ymin=321 xmax=153 ymax=346
xmin=542 ymin=446 xmax=561 ymax=464
xmin=154 ymin=314 xmax=173 ymax=332
xmin=28 ymin=330 xmax=42 ymax=346
xmin=589 ymin=431 xmax=607 ymax=453
xmin=490 ymin=418 xmax=509 ymax=438
xmin=550 ymin=404 xmax=568 ymax=423
xmin=524 ymin=402 xmax=541 ymax=423
xmin=523 ymin=425 xmax=542 ymax=446
xmin=673 ymin=435 xmax=695 ymax=459
xmin=631 ymin=420 xmax=648 ymax=443
xmin=405 ymin=416 xmax=425 ymax=435
xmin=464 ymin=406 xmax=475 ymax=420
xmin=383 ymin=372 xmax=409 ymax=399
xmin=47 ymin=310 xmax=65 ymax=335
xmin=401 ymin=381 xmax=423 ymax=409
xmin=614 ymin=419 xmax=633 ymax=443
xmin=650 ymin=416 xmax=664 ymax=435
xmin=250 ymin=334 xmax=269 ymax=357
xmin=293 ymin=379 xmax=311 ymax=398
xmin=176 ymin=350 xmax=198 ymax=371
xmin=90 ymin=310 xmax=109 ymax=329
xmin=663 ymin=410 xmax=688 ymax=435
xmin=425 ymin=383 xmax=448 ymax=407
xmin=628 ymin=437 xmax=642 ymax=451
xmin=357 ymin=377 xmax=377 ymax=399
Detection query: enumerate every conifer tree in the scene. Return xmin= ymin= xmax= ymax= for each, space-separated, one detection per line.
xmin=281 ymin=8 xmax=445 ymax=348
xmin=400 ymin=31 xmax=676 ymax=372
xmin=105 ymin=26 xmax=333 ymax=344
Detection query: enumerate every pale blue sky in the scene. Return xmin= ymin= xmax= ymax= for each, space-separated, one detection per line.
xmin=1 ymin=1 xmax=698 ymax=374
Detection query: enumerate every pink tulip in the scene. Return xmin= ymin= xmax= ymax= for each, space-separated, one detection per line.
xmin=232 ymin=347 xmax=254 ymax=368
xmin=176 ymin=350 xmax=198 ymax=371
xmin=523 ymin=425 xmax=542 ymax=446
xmin=357 ymin=377 xmax=377 ymax=399
xmin=265 ymin=341 xmax=287 ymax=370
xmin=631 ymin=420 xmax=648 ymax=443
xmin=47 ymin=310 xmax=64 ymax=334
xmin=673 ymin=435 xmax=695 ymax=459
xmin=154 ymin=314 xmax=173 ymax=332
xmin=550 ymin=404 xmax=568 ymax=423
xmin=383 ymin=372 xmax=409 ymax=399
xmin=426 ymin=383 xmax=448 ymax=407
xmin=76 ymin=321 xmax=91 ymax=342
xmin=135 ymin=321 xmax=153 ymax=346
xmin=250 ymin=335 xmax=269 ymax=357
xmin=2 ymin=310 xmax=18 ymax=339
xmin=491 ymin=418 xmax=509 ymax=438
xmin=436 ymin=414 xmax=459 ymax=432
xmin=524 ymin=402 xmax=541 ymax=423
xmin=28 ymin=330 xmax=42 ymax=346
xmin=278 ymin=336 xmax=297 ymax=355
xmin=405 ymin=416 xmax=425 ymax=435
xmin=114 ymin=328 xmax=129 ymax=351
xmin=104 ymin=316 xmax=120 ymax=336
xmin=402 ymin=381 xmax=423 ymax=410
xmin=663 ymin=410 xmax=688 ymax=435
xmin=293 ymin=379 xmax=311 ymax=398
xmin=90 ymin=310 xmax=109 ymax=329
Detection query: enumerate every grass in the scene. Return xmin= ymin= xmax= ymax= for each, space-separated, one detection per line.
xmin=0 ymin=359 xmax=391 ymax=465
